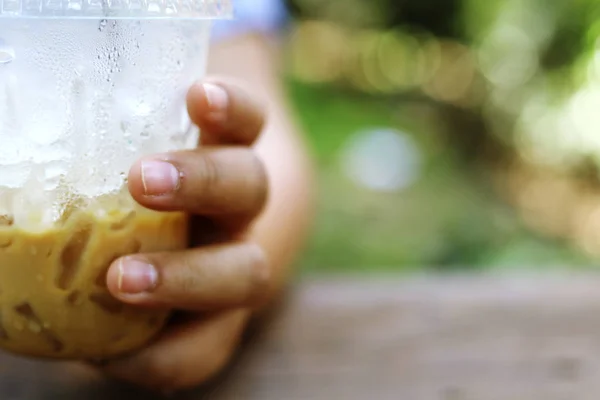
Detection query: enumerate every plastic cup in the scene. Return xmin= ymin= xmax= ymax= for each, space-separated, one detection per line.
xmin=0 ymin=0 xmax=232 ymax=359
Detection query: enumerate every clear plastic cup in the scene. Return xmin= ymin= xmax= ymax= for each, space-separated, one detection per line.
xmin=0 ymin=0 xmax=232 ymax=359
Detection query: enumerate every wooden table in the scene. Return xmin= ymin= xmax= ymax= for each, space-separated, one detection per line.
xmin=4 ymin=273 xmax=600 ymax=400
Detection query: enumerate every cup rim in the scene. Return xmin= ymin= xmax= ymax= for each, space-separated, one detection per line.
xmin=0 ymin=0 xmax=233 ymax=19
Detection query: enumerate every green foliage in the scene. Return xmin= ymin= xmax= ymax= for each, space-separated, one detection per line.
xmin=287 ymin=81 xmax=584 ymax=272
xmin=284 ymin=0 xmax=598 ymax=271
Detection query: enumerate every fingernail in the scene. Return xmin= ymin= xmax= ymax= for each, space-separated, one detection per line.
xmin=141 ymin=160 xmax=180 ymax=196
xmin=203 ymin=82 xmax=228 ymax=122
xmin=117 ymin=258 xmax=158 ymax=294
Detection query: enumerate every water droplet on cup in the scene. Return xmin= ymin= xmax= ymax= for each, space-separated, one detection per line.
xmin=120 ymin=120 xmax=131 ymax=134
xmin=0 ymin=39 xmax=15 ymax=64
xmin=98 ymin=19 xmax=107 ymax=32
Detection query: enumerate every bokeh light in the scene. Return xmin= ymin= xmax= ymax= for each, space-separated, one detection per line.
xmin=286 ymin=0 xmax=600 ymax=269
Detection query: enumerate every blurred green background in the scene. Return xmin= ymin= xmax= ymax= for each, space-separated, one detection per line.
xmin=278 ymin=0 xmax=600 ymax=273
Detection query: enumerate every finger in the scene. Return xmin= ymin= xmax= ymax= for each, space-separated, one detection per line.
xmin=128 ymin=147 xmax=268 ymax=219
xmin=187 ymin=79 xmax=267 ymax=146
xmin=102 ymin=310 xmax=249 ymax=392
xmin=105 ymin=242 xmax=271 ymax=311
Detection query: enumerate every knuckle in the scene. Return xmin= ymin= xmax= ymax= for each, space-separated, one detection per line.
xmin=229 ymin=80 xmax=267 ymax=136
xmin=196 ymin=152 xmax=221 ymax=198
xmin=151 ymin=253 xmax=203 ymax=306
xmin=240 ymin=103 xmax=267 ymax=141
xmin=173 ymin=254 xmax=204 ymax=296
xmin=246 ymin=152 xmax=269 ymax=212
xmin=244 ymin=244 xmax=271 ymax=302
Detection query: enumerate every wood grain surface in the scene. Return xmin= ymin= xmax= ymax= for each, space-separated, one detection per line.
xmin=2 ymin=273 xmax=600 ymax=400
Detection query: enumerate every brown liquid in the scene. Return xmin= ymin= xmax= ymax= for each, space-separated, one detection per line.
xmin=0 ymin=207 xmax=187 ymax=359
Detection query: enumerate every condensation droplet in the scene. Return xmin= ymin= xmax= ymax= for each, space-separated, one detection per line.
xmin=0 ymin=39 xmax=15 ymax=64
xmin=98 ymin=19 xmax=107 ymax=32
xmin=120 ymin=120 xmax=131 ymax=133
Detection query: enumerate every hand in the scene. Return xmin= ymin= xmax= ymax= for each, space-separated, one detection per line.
xmin=96 ymin=79 xmax=272 ymax=391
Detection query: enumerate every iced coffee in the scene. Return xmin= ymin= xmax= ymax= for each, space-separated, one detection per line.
xmin=0 ymin=0 xmax=233 ymax=359
xmin=0 ymin=205 xmax=187 ymax=359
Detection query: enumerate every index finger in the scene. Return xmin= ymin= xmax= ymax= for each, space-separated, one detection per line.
xmin=187 ymin=79 xmax=267 ymax=146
